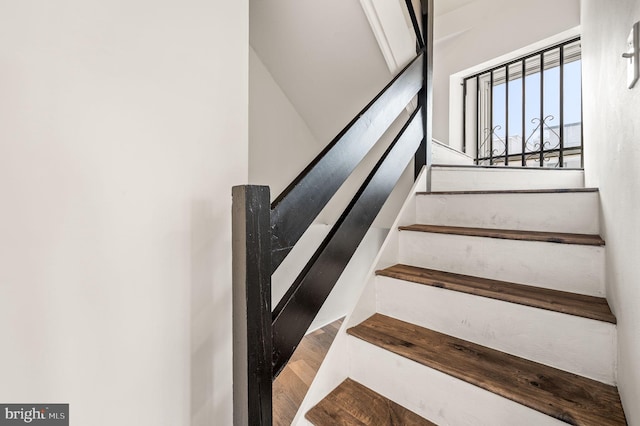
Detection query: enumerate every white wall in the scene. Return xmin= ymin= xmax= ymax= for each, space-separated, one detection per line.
xmin=433 ymin=0 xmax=580 ymax=148
xmin=249 ymin=47 xmax=322 ymax=198
xmin=0 ymin=1 xmax=248 ymax=425
xmin=432 ymin=139 xmax=474 ymax=165
xmin=250 ymin=0 xmax=391 ymax=143
xmin=581 ymin=1 xmax=640 ymax=423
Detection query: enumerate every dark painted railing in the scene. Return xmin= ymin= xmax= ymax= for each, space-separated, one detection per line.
xmin=270 ymin=55 xmax=424 ymax=273
xmin=462 ymin=37 xmax=583 ymax=168
xmin=232 ymin=1 xmax=433 ymax=424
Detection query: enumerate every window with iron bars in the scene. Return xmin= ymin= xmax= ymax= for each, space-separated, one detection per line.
xmin=462 ymin=37 xmax=582 ymax=168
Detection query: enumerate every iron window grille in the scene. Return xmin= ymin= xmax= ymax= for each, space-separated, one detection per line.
xmin=462 ymin=37 xmax=583 ymax=168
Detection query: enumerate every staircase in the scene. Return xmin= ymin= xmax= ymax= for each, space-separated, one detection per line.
xmin=299 ymin=165 xmax=627 ymax=425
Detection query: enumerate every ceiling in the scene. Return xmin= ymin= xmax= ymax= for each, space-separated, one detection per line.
xmin=249 ymin=0 xmax=481 ymax=143
xmin=250 ymin=0 xmax=392 ymax=143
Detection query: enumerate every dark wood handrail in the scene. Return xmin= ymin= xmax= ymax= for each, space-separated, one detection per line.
xmin=271 ymin=107 xmax=423 ymax=376
xmin=270 ymin=53 xmax=424 ymax=273
xmin=405 ymin=0 xmax=424 ymax=51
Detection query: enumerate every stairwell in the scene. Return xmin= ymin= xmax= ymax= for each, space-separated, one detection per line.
xmin=300 ymin=165 xmax=627 ymax=425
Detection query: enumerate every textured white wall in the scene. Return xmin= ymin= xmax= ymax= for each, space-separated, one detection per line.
xmin=250 ymin=0 xmax=391 ymax=143
xmin=433 ymin=0 xmax=580 ymax=148
xmin=581 ymin=1 xmax=640 ymax=423
xmin=249 ymin=47 xmax=322 ymax=198
xmin=0 ymin=1 xmax=248 ymax=425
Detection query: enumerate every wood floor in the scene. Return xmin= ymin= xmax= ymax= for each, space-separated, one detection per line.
xmin=273 ymin=318 xmax=343 ymax=426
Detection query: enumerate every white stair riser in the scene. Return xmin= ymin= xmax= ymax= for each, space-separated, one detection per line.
xmin=348 ymin=337 xmax=566 ymax=426
xmin=376 ymin=277 xmax=616 ymax=385
xmin=398 ymin=231 xmax=605 ymax=296
xmin=431 ymin=167 xmax=584 ymax=191
xmin=416 ymin=192 xmax=599 ymax=234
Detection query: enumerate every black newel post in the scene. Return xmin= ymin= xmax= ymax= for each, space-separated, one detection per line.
xmin=232 ymin=185 xmax=272 ymax=426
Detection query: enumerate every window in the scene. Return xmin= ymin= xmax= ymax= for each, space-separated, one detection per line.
xmin=462 ymin=38 xmax=583 ymax=168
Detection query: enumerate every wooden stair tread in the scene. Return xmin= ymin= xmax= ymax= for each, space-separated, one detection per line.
xmin=399 ymin=224 xmax=605 ymax=246
xmin=431 ymin=164 xmax=585 ymax=171
xmin=348 ymin=314 xmax=627 ymax=426
xmin=376 ymin=264 xmax=616 ymax=324
xmin=306 ymin=378 xmax=435 ymax=426
xmin=417 ymin=188 xmax=598 ymax=195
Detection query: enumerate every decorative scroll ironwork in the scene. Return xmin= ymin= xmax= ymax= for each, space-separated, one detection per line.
xmin=523 ymin=115 xmax=561 ymax=166
xmin=478 ymin=125 xmax=507 ymax=165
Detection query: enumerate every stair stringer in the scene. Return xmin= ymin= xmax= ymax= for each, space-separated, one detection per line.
xmin=290 ymin=167 xmax=428 ymax=425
